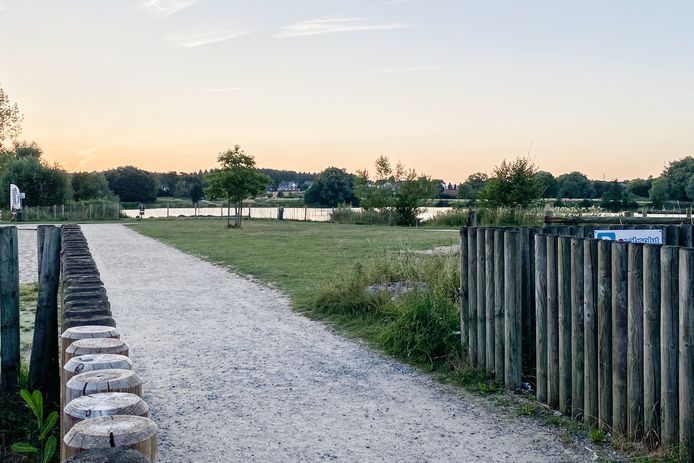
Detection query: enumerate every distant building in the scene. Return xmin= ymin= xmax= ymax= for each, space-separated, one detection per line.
xmin=277 ymin=181 xmax=300 ymax=192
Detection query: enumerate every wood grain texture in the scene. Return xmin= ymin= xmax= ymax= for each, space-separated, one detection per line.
xmin=63 ymin=415 xmax=157 ymax=462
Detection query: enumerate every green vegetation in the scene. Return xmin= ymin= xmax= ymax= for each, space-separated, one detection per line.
xmin=590 ymin=428 xmax=607 ymax=444
xmin=11 ymin=390 xmax=58 ymax=463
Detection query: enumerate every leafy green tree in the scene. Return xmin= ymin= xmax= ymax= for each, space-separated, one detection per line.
xmin=305 ymin=167 xmax=358 ymax=207
xmin=205 ymin=145 xmax=270 ymax=227
xmin=601 ymin=180 xmax=636 ymax=212
xmin=479 ymin=157 xmax=542 ymax=208
xmin=0 ymin=85 xmax=23 ymax=149
xmin=686 ymin=175 xmax=694 ymax=204
xmin=535 ymin=171 xmax=558 ymax=198
xmin=156 ymin=171 xmax=180 ymax=197
xmin=662 ymin=156 xmax=694 ymax=201
xmin=104 ymin=166 xmax=159 ymax=203
xmin=557 ymin=171 xmax=594 ymax=199
xmin=627 ymin=177 xmax=652 ymax=198
xmin=189 ymin=182 xmax=204 ymax=205
xmin=71 ymin=172 xmax=114 ymax=201
xmin=1 ymin=156 xmax=71 ymax=207
xmin=392 ymin=170 xmax=438 ymax=225
xmin=649 ymin=177 xmax=669 ymax=209
xmin=457 ymin=173 xmax=488 ymax=202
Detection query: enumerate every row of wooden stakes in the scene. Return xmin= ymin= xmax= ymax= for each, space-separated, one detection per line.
xmin=59 ymin=225 xmax=157 ymax=463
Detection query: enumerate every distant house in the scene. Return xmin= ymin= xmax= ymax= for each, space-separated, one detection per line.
xmin=277 ymin=181 xmax=299 ymax=192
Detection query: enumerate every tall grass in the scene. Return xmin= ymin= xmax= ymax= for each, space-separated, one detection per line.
xmin=425 ymin=207 xmax=545 ymax=227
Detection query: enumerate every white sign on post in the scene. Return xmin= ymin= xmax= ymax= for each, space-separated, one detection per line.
xmin=9 ymin=184 xmax=22 ymax=211
xmin=594 ymin=229 xmax=663 ymax=245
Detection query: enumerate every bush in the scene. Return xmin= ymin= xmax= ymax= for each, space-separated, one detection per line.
xmin=424 ymin=207 xmax=544 ymax=227
xmin=330 ymin=207 xmax=396 ymax=225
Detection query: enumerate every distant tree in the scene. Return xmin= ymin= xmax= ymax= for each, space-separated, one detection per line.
xmin=686 ymin=175 xmax=694 ymax=203
xmin=392 ymin=170 xmax=439 ymax=226
xmin=557 ymin=171 xmax=593 ymax=199
xmin=104 ymin=166 xmax=159 ymax=203
xmin=456 ymin=172 xmax=488 ymax=202
xmin=479 ymin=157 xmax=542 ymax=208
xmin=0 ymin=85 xmax=23 ymax=149
xmin=649 ymin=177 xmax=669 ymax=209
xmin=305 ymin=167 xmax=358 ymax=207
xmin=71 ymin=172 xmax=113 ymax=201
xmin=601 ymin=180 xmax=636 ymax=212
xmin=535 ymin=171 xmax=558 ymax=198
xmin=662 ymin=156 xmax=694 ymax=201
xmin=627 ymin=178 xmax=652 ymax=198
xmin=257 ymin=168 xmax=318 ymax=188
xmin=204 ymin=145 xmax=271 ymax=228
xmin=11 ymin=140 xmax=42 ymax=159
xmin=156 ymin=171 xmax=179 ymax=197
xmin=189 ymin=182 xmax=204 ymax=205
xmin=0 ymin=156 xmax=71 ymax=207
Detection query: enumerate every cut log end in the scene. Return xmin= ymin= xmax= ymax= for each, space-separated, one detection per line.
xmin=63 ymin=415 xmax=157 ymax=462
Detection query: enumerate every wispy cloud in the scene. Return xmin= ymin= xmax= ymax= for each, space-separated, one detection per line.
xmin=169 ymin=29 xmax=251 ymax=48
xmin=371 ymin=66 xmax=437 ymax=73
xmin=276 ymin=17 xmax=414 ymax=38
xmin=140 ymin=0 xmax=198 ymax=18
xmin=75 ymin=147 xmax=99 ymax=168
xmin=196 ymin=87 xmax=247 ymax=93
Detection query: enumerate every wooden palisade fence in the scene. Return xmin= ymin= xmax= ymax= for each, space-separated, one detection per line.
xmin=460 ymin=224 xmax=693 ymax=460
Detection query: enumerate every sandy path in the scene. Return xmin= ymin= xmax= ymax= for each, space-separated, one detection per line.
xmin=82 ymin=224 xmax=590 ymax=463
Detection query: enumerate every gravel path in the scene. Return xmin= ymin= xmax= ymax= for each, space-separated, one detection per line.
xmin=82 ymin=224 xmax=591 ymax=463
xmin=0 ymin=224 xmax=39 ymax=284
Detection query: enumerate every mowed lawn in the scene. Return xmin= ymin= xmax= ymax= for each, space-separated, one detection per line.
xmin=132 ymin=219 xmax=458 ymax=310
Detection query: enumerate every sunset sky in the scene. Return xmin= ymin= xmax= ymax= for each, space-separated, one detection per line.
xmin=1 ymin=0 xmax=692 ymax=182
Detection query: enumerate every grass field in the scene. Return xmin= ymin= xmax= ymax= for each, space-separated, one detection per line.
xmin=133 ymin=219 xmax=458 ymax=310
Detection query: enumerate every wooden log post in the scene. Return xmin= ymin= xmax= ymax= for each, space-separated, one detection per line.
xmin=28 ymin=226 xmax=62 ymax=404
xmin=504 ymin=230 xmax=522 ymax=390
xmin=63 ymin=416 xmax=157 ymax=462
xmin=477 ymin=228 xmax=487 ymax=369
xmin=627 ymin=244 xmax=645 ymax=440
xmin=65 ymin=369 xmax=143 ymax=404
xmin=535 ymin=234 xmax=548 ymax=403
xmin=597 ymin=240 xmax=613 ymax=429
xmin=546 ymin=235 xmax=560 ymax=409
xmin=660 ymin=246 xmax=679 ymax=448
xmin=612 ymin=241 xmax=628 ymax=436
xmin=494 ymin=230 xmax=505 ymax=382
xmin=0 ymin=226 xmax=20 ymax=392
xmin=583 ymin=239 xmax=598 ymax=425
xmin=65 ymin=338 xmax=129 ymax=365
xmin=521 ymin=228 xmax=535 ymax=379
xmin=643 ymin=245 xmax=661 ymax=448
xmin=557 ymin=236 xmax=572 ymax=415
xmin=467 ymin=228 xmax=478 ymax=366
xmin=37 ymin=224 xmax=50 ymax=276
xmin=571 ymin=238 xmax=585 ymax=420
xmin=460 ymin=228 xmax=469 ymax=355
xmin=66 ymin=447 xmax=151 ymax=463
xmin=678 ymin=247 xmax=693 ymax=459
xmin=64 ymin=392 xmax=148 ymax=436
xmin=485 ymin=229 xmax=495 ymax=373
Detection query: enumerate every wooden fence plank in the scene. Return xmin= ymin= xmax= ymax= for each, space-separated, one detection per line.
xmin=627 ymin=244 xmax=644 ymax=440
xmin=460 ymin=228 xmax=469 ymax=356
xmin=584 ymin=239 xmax=598 ymax=425
xmin=535 ymin=234 xmax=548 ymax=403
xmin=643 ymin=244 xmax=661 ymax=448
xmin=571 ymin=238 xmax=585 ymax=420
xmin=598 ymin=240 xmax=613 ymax=428
xmin=468 ymin=228 xmax=478 ymax=366
xmin=612 ymin=242 xmax=628 ymax=435
xmin=660 ymin=246 xmax=679 ymax=448
xmin=477 ymin=229 xmax=487 ymax=369
xmin=678 ymin=247 xmax=693 ymax=459
xmin=0 ymin=227 xmax=20 ymax=392
xmin=504 ymin=231 xmax=522 ymax=389
xmin=558 ymin=236 xmax=572 ymax=415
xmin=547 ymin=235 xmax=560 ymax=409
xmin=485 ymin=229 xmax=495 ymax=372
xmin=494 ymin=230 xmax=505 ymax=382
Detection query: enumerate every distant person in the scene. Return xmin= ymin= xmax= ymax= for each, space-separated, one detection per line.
xmin=139 ymin=203 xmax=145 ymax=219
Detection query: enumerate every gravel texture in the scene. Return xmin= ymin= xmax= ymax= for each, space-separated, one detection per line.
xmin=0 ymin=224 xmax=39 ymax=284
xmin=82 ymin=224 xmax=592 ymax=463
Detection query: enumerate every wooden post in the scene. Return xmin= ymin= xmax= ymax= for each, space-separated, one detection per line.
xmin=547 ymin=235 xmax=559 ymax=409
xmin=63 ymin=416 xmax=157 ymax=462
xmin=660 ymin=246 xmax=679 ymax=448
xmin=557 ymin=236 xmax=572 ymax=415
xmin=66 ymin=369 xmax=142 ymax=404
xmin=679 ymin=224 xmax=693 ymax=247
xmin=521 ymin=228 xmax=534 ymax=380
xmin=485 ymin=229 xmax=495 ymax=372
xmin=678 ymin=247 xmax=693 ymax=459
xmin=37 ymin=224 xmax=50 ymax=275
xmin=467 ymin=228 xmax=478 ymax=366
xmin=28 ymin=226 xmax=61 ymax=403
xmin=571 ymin=238 xmax=585 ymax=420
xmin=535 ymin=234 xmax=548 ymax=403
xmin=643 ymin=244 xmax=661 ymax=447
xmin=504 ymin=230 xmax=521 ymax=390
xmin=494 ymin=229 xmax=505 ymax=382
xmin=612 ymin=241 xmax=628 ymax=435
xmin=597 ymin=240 xmax=613 ymax=429
xmin=467 ymin=209 xmax=478 ymax=227
xmin=65 ymin=448 xmax=151 ymax=463
xmin=627 ymin=243 xmax=645 ymax=440
xmin=459 ymin=228 xmax=469 ymax=355
xmin=64 ymin=392 xmax=148 ymax=437
xmin=64 ymin=338 xmax=129 ymax=365
xmin=0 ymin=226 xmax=20 ymax=392
xmin=583 ymin=239 xmax=598 ymax=425
xmin=477 ymin=229 xmax=486 ymax=369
